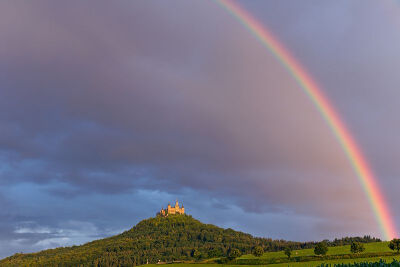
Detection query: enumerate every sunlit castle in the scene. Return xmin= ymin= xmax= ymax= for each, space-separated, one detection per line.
xmin=157 ymin=200 xmax=185 ymax=217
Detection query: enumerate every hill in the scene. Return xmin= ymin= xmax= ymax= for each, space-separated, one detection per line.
xmin=0 ymin=214 xmax=380 ymax=266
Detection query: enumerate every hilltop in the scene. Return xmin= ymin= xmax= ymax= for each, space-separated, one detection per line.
xmin=0 ymin=215 xmax=380 ymax=266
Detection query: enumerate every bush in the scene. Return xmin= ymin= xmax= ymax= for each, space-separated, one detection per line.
xmin=191 ymin=249 xmax=201 ymax=259
xmin=350 ymin=242 xmax=365 ymax=253
xmin=228 ymin=248 xmax=241 ymax=260
xmin=252 ymin=246 xmax=263 ymax=257
xmin=207 ymin=248 xmax=222 ymax=258
xmin=314 ymin=242 xmax=328 ymax=256
xmin=284 ymin=247 xmax=292 ymax=258
xmin=389 ymin=238 xmax=400 ymax=253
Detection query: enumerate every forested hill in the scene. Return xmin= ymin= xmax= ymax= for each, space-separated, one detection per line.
xmin=0 ymin=214 xmax=380 ymax=267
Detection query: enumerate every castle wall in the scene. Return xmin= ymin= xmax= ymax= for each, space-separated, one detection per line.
xmin=158 ymin=201 xmax=185 ymax=217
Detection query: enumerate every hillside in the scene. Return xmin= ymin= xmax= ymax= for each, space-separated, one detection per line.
xmin=0 ymin=214 xmax=380 ymax=267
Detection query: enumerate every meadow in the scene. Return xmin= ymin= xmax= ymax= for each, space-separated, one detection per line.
xmin=149 ymin=256 xmax=400 ymax=266
xmin=147 ymin=242 xmax=400 ymax=266
xmin=241 ymin=241 xmax=391 ymax=259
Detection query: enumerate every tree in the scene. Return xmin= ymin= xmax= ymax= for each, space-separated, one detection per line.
xmin=389 ymin=239 xmax=400 ymax=253
xmin=228 ymin=248 xmax=241 ymax=260
xmin=350 ymin=242 xmax=365 ymax=253
xmin=314 ymin=242 xmax=328 ymax=256
xmin=284 ymin=247 xmax=292 ymax=259
xmin=208 ymin=248 xmax=222 ymax=258
xmin=191 ymin=249 xmax=201 ymax=259
xmin=252 ymin=246 xmax=263 ymax=257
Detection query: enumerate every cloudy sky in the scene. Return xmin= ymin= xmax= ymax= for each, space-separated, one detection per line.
xmin=2 ymin=0 xmax=400 ymax=259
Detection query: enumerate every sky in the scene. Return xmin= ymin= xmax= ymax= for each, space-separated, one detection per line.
xmin=1 ymin=0 xmax=400 ymax=259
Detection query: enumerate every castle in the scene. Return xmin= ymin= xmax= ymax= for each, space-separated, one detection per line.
xmin=157 ymin=200 xmax=185 ymax=217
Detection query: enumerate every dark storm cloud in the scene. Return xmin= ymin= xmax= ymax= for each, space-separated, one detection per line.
xmin=1 ymin=0 xmax=399 ymax=258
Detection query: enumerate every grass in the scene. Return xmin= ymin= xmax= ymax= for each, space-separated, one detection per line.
xmin=148 ymin=256 xmax=400 ymax=266
xmin=148 ymin=242 xmax=399 ymax=266
xmin=240 ymin=241 xmax=391 ymax=260
xmin=270 ymin=255 xmax=400 ymax=267
xmin=148 ymin=258 xmax=400 ymax=267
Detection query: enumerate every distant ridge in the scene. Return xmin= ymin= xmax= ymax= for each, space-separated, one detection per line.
xmin=0 ymin=214 xmax=380 ymax=266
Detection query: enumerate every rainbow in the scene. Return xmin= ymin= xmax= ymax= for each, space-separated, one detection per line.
xmin=216 ymin=0 xmax=397 ymax=240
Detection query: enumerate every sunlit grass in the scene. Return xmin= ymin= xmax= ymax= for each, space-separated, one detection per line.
xmin=240 ymin=241 xmax=391 ymax=260
xmin=148 ymin=255 xmax=400 ymax=266
xmin=148 ymin=242 xmax=397 ymax=266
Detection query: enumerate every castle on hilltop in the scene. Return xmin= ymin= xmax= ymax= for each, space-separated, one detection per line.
xmin=157 ymin=200 xmax=185 ymax=217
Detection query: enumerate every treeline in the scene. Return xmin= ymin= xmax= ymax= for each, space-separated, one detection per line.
xmin=0 ymin=215 xmax=382 ymax=267
xmin=328 ymin=236 xmax=381 ymax=247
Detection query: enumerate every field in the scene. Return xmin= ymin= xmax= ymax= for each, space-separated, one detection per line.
xmin=148 ymin=242 xmax=400 ymax=266
xmin=148 ymin=256 xmax=400 ymax=267
xmin=241 ymin=241 xmax=391 ymax=259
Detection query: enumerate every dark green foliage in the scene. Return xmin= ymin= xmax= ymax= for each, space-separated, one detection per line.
xmin=252 ymin=246 xmax=264 ymax=257
xmin=315 ymin=241 xmax=329 ymax=255
xmin=329 ymin=236 xmax=381 ymax=247
xmin=319 ymin=259 xmax=400 ymax=267
xmin=207 ymin=247 xmax=222 ymax=258
xmin=228 ymin=248 xmax=241 ymax=259
xmin=190 ymin=248 xmax=200 ymax=259
xmin=350 ymin=242 xmax=365 ymax=253
xmin=284 ymin=246 xmax=292 ymax=258
xmin=389 ymin=239 xmax=400 ymax=253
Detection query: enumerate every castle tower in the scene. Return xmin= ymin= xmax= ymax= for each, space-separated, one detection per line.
xmin=157 ymin=200 xmax=185 ymax=217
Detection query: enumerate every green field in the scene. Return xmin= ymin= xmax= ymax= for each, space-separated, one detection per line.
xmin=147 ymin=257 xmax=400 ymax=267
xmin=148 ymin=242 xmax=400 ymax=266
xmin=148 ymin=256 xmax=400 ymax=266
xmin=241 ymin=241 xmax=392 ymax=259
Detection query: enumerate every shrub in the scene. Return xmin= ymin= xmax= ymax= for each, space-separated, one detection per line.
xmin=252 ymin=246 xmax=263 ymax=257
xmin=389 ymin=238 xmax=400 ymax=253
xmin=284 ymin=247 xmax=292 ymax=258
xmin=228 ymin=248 xmax=241 ymax=260
xmin=314 ymin=242 xmax=328 ymax=256
xmin=350 ymin=242 xmax=365 ymax=253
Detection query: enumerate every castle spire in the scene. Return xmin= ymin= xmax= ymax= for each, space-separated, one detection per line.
xmin=157 ymin=200 xmax=185 ymax=217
